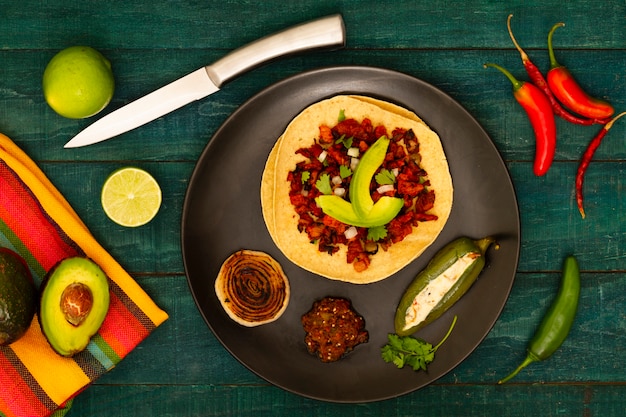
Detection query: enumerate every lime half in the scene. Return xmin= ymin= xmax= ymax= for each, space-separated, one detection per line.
xmin=101 ymin=167 xmax=162 ymax=227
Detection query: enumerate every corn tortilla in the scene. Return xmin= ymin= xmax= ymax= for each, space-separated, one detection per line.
xmin=260 ymin=95 xmax=453 ymax=284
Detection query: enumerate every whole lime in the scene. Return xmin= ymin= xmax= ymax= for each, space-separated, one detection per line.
xmin=43 ymin=46 xmax=115 ymax=119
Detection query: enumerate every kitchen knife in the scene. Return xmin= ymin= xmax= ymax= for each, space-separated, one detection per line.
xmin=64 ymin=14 xmax=346 ymax=148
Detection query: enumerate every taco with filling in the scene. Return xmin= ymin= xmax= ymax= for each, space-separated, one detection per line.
xmin=260 ymin=95 xmax=453 ymax=284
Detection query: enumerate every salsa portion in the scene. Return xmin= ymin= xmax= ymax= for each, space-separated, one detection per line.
xmin=287 ymin=116 xmax=439 ymax=272
xmin=301 ymin=296 xmax=369 ymax=362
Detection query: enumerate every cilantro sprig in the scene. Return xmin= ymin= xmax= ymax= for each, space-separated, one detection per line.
xmin=381 ymin=316 xmax=457 ymax=372
xmin=315 ymin=173 xmax=332 ymax=195
xmin=367 ymin=225 xmax=387 ymax=241
xmin=375 ymin=168 xmax=396 ymax=185
xmin=339 ymin=165 xmax=352 ymax=179
xmin=335 ymin=134 xmax=353 ymax=149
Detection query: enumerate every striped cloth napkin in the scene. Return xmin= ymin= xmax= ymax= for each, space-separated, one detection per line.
xmin=0 ymin=133 xmax=169 ymax=417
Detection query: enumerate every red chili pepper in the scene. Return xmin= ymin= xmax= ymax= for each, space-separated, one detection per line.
xmin=485 ymin=62 xmax=556 ymax=176
xmin=547 ymin=23 xmax=615 ymax=120
xmin=506 ymin=14 xmax=607 ymax=126
xmin=575 ymin=111 xmax=626 ymax=218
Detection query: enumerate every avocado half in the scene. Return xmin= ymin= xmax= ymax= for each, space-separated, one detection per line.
xmin=0 ymin=248 xmax=36 ymax=346
xmin=39 ymin=257 xmax=110 ymax=357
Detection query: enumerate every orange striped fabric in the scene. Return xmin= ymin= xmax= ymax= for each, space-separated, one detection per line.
xmin=0 ymin=134 xmax=168 ymax=417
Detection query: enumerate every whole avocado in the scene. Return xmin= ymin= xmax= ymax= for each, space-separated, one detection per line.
xmin=0 ymin=248 xmax=36 ymax=346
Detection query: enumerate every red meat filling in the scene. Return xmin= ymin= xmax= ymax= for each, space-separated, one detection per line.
xmin=287 ymin=117 xmax=438 ymax=271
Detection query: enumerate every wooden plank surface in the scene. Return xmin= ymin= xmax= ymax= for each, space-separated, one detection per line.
xmin=1 ymin=0 xmax=625 ymax=416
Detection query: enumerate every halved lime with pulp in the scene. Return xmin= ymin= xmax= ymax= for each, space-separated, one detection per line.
xmin=101 ymin=167 xmax=162 ymax=227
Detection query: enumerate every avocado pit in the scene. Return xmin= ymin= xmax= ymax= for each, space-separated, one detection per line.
xmin=60 ymin=282 xmax=94 ymax=326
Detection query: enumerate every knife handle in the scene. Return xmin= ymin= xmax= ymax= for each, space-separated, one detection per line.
xmin=205 ymin=14 xmax=346 ymax=87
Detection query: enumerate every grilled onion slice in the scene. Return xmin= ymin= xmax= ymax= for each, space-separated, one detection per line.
xmin=215 ymin=250 xmax=290 ymax=327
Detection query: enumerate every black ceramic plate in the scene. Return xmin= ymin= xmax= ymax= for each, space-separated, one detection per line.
xmin=181 ymin=66 xmax=520 ymax=403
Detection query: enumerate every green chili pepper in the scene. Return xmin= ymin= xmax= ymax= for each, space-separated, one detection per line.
xmin=394 ymin=236 xmax=497 ymax=336
xmin=498 ymin=255 xmax=580 ymax=384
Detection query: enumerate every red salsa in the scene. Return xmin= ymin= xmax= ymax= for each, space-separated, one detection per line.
xmin=301 ymin=297 xmax=368 ymax=362
xmin=287 ymin=117 xmax=438 ymax=272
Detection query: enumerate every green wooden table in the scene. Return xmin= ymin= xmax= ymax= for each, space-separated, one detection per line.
xmin=2 ymin=0 xmax=625 ymax=415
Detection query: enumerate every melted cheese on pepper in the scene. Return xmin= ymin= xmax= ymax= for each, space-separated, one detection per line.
xmin=403 ymin=252 xmax=478 ymax=331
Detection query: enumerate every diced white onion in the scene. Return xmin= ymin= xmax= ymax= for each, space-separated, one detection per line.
xmin=300 ymin=189 xmax=309 ymax=197
xmin=344 ymin=226 xmax=358 ymax=240
xmin=350 ymin=157 xmax=360 ymax=171
xmin=317 ymin=150 xmax=327 ymax=162
xmin=332 ymin=175 xmax=343 ymax=185
xmin=347 ymin=147 xmax=360 ymax=157
xmin=392 ymin=168 xmax=400 ymax=177
xmin=334 ymin=187 xmax=346 ymax=197
xmin=377 ymin=184 xmax=395 ymax=194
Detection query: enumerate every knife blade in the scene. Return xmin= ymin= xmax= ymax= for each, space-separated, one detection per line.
xmin=64 ymin=14 xmax=346 ymax=148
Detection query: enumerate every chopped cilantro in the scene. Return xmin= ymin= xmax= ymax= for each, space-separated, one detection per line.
xmin=375 ymin=169 xmax=396 ymax=185
xmin=315 ymin=173 xmax=332 ymax=195
xmin=335 ymin=134 xmax=353 ymax=149
xmin=338 ymin=109 xmax=346 ymax=122
xmin=339 ymin=165 xmax=352 ymax=179
xmin=301 ymin=171 xmax=310 ymax=184
xmin=367 ymin=225 xmax=388 ymax=241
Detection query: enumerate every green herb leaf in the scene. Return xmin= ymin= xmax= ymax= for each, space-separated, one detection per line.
xmin=381 ymin=345 xmax=397 ymax=365
xmin=367 ymin=225 xmax=387 ymax=241
xmin=315 ymin=173 xmax=332 ymax=195
xmin=381 ymin=316 xmax=457 ymax=372
xmin=338 ymin=109 xmax=346 ymax=122
xmin=375 ymin=168 xmax=396 ymax=185
xmin=339 ymin=165 xmax=352 ymax=179
xmin=335 ymin=134 xmax=353 ymax=149
xmin=301 ymin=171 xmax=311 ymax=184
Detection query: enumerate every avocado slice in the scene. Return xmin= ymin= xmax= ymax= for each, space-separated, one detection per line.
xmin=316 ymin=194 xmax=403 ymax=227
xmin=316 ymin=136 xmax=404 ymax=227
xmin=39 ymin=257 xmax=110 ymax=357
xmin=0 ymin=248 xmax=36 ymax=345
xmin=350 ymin=135 xmax=392 ymax=218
